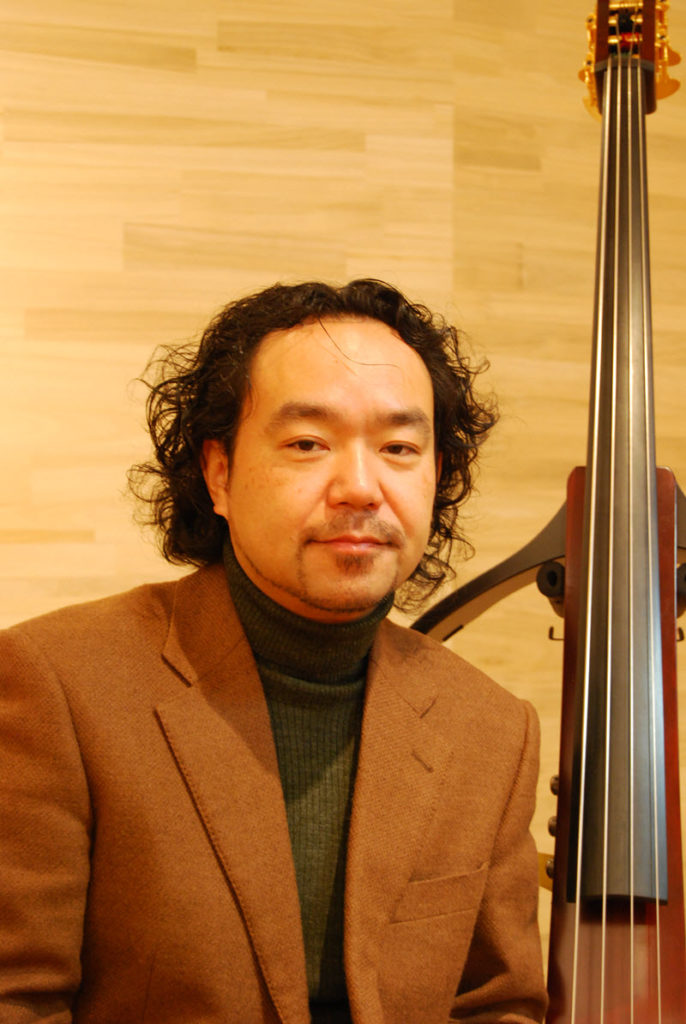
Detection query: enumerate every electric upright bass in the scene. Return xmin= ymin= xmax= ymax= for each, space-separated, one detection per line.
xmin=413 ymin=3 xmax=686 ymax=1020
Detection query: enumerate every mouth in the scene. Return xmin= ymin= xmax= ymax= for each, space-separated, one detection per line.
xmin=305 ymin=517 xmax=403 ymax=552
xmin=317 ymin=535 xmax=389 ymax=553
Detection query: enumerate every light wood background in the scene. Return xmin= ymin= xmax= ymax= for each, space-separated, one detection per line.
xmin=2 ymin=0 xmax=685 ymax=958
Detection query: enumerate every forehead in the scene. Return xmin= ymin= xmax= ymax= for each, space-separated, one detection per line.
xmin=246 ymin=316 xmax=434 ymax=412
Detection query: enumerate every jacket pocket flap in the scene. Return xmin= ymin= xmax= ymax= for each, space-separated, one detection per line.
xmin=393 ymin=863 xmax=488 ymax=922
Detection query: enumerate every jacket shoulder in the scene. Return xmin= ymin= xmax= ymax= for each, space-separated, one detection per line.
xmin=374 ymin=618 xmax=535 ymax=744
xmin=3 ymin=575 xmax=180 ymax=644
xmin=0 ymin=564 xmax=228 ymax=658
xmin=379 ymin=618 xmax=524 ymax=703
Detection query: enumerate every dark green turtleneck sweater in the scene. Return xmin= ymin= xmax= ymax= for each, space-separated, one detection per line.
xmin=223 ymin=541 xmax=392 ymax=1020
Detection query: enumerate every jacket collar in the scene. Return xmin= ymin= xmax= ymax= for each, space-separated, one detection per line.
xmin=156 ymin=565 xmax=310 ymax=1024
xmin=344 ymin=619 xmax=453 ymax=1023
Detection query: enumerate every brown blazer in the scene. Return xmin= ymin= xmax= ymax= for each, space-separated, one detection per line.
xmin=0 ymin=564 xmax=547 ymax=1023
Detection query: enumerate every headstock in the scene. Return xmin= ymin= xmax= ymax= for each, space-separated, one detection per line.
xmin=579 ymin=0 xmax=680 ymax=116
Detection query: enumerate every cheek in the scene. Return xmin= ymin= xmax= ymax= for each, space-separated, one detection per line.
xmin=228 ymin=466 xmax=321 ymax=532
xmin=224 ymin=467 xmax=270 ymax=529
xmin=402 ymin=470 xmax=437 ymax=530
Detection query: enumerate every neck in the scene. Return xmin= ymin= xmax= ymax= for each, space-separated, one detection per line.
xmin=222 ymin=537 xmax=393 ymax=683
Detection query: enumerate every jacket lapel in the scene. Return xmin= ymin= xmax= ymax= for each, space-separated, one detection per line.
xmin=344 ymin=620 xmax=453 ymax=1023
xmin=154 ymin=566 xmax=309 ymax=1024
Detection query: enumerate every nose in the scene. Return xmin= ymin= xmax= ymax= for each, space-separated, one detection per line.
xmin=327 ymin=444 xmax=382 ymax=509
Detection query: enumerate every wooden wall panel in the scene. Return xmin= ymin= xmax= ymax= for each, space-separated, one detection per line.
xmin=2 ymin=0 xmax=685 ymax=962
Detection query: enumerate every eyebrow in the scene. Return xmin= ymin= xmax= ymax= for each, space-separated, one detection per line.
xmin=266 ymin=401 xmax=433 ymax=440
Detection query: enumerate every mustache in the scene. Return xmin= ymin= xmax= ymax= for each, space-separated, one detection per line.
xmin=304 ymin=513 xmax=403 ymax=548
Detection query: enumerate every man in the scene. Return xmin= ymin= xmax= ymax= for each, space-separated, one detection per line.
xmin=0 ymin=279 xmax=547 ymax=1023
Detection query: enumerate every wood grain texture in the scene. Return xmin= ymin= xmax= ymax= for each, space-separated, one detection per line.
xmin=1 ymin=0 xmax=685 ymax=961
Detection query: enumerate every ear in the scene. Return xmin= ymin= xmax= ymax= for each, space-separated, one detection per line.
xmin=201 ymin=439 xmax=230 ymax=521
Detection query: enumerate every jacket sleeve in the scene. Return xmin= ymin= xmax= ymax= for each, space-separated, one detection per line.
xmin=0 ymin=627 xmax=91 ymax=1022
xmin=450 ymin=700 xmax=548 ymax=1023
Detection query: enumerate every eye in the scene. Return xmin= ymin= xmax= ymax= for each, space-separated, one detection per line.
xmin=287 ymin=438 xmax=327 ymax=453
xmin=382 ymin=442 xmax=420 ymax=457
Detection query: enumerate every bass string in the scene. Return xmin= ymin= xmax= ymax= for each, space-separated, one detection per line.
xmin=634 ymin=14 xmax=666 ymax=1016
xmin=626 ymin=20 xmax=665 ymax=1018
xmin=568 ymin=29 xmax=616 ymax=1024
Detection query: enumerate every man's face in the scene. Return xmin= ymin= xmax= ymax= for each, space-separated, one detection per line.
xmin=202 ymin=317 xmax=439 ymax=622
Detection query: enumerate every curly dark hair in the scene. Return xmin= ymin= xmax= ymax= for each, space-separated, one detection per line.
xmin=128 ymin=279 xmax=497 ymax=609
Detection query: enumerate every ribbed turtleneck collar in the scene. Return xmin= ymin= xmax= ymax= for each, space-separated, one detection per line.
xmin=223 ymin=538 xmax=393 ymax=684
